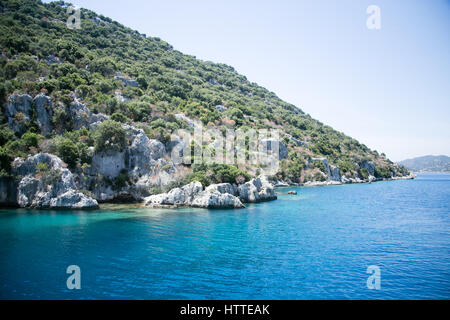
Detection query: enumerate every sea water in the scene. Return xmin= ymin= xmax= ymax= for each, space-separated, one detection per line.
xmin=0 ymin=174 xmax=449 ymax=299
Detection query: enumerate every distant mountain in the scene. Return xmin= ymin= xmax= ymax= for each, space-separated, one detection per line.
xmin=398 ymin=155 xmax=450 ymax=173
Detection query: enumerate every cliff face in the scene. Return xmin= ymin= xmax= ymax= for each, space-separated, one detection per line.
xmin=0 ymin=177 xmax=17 ymax=206
xmin=0 ymin=1 xmax=411 ymax=209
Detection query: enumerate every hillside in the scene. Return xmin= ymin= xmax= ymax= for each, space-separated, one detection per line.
xmin=0 ymin=0 xmax=411 ymax=208
xmin=399 ymin=155 xmax=450 ymax=173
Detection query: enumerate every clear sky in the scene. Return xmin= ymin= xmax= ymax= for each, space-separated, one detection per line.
xmin=47 ymin=0 xmax=449 ymax=161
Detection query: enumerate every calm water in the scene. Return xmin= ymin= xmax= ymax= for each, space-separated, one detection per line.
xmin=0 ymin=174 xmax=449 ymax=300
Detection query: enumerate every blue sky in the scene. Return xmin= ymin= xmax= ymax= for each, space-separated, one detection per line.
xmin=47 ymin=0 xmax=449 ymax=161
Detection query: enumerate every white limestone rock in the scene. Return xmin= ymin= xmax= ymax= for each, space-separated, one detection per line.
xmin=360 ymin=161 xmax=375 ymax=176
xmin=237 ymin=175 xmax=277 ymax=203
xmin=4 ymin=94 xmax=33 ymax=134
xmin=205 ymin=183 xmax=238 ymax=196
xmin=191 ymin=191 xmax=245 ymax=209
xmin=68 ymin=101 xmax=108 ymax=130
xmin=144 ymin=181 xmax=245 ymax=209
xmin=12 ymin=153 xmax=98 ymax=209
xmin=330 ymin=165 xmax=341 ymax=182
xmin=33 ymin=94 xmax=53 ymax=136
xmin=144 ymin=181 xmax=203 ymax=207
xmin=90 ymin=151 xmax=126 ymax=178
xmin=49 ymin=190 xmax=99 ymax=209
xmin=259 ymin=138 xmax=289 ymax=160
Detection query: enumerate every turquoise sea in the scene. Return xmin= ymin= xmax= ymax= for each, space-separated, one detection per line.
xmin=0 ymin=173 xmax=449 ymax=299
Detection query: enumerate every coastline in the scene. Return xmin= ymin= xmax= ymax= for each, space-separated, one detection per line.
xmin=272 ymin=173 xmax=417 ymax=188
xmin=0 ymin=174 xmax=417 ymax=210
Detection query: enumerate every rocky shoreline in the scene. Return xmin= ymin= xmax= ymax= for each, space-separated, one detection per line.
xmin=0 ymin=169 xmax=417 ymax=210
xmin=144 ymin=175 xmax=277 ymax=209
xmin=272 ymin=173 xmax=416 ymax=188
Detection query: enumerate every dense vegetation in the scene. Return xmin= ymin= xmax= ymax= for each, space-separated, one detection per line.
xmin=0 ymin=0 xmax=409 ymax=183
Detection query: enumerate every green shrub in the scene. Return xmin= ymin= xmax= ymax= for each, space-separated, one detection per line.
xmin=21 ymin=131 xmax=43 ymax=149
xmin=113 ymin=169 xmax=129 ymax=190
xmin=374 ymin=165 xmax=392 ymax=179
xmin=0 ymin=146 xmax=12 ymax=175
xmin=359 ymin=168 xmax=369 ymax=179
xmin=110 ymin=112 xmax=128 ymax=123
xmin=93 ymin=120 xmax=126 ymax=153
xmin=0 ymin=125 xmax=15 ymax=146
xmin=4 ymin=139 xmax=27 ymax=158
xmin=41 ymin=168 xmax=62 ymax=186
xmin=35 ymin=162 xmax=49 ymax=173
xmin=57 ymin=138 xmax=79 ymax=168
xmin=188 ymin=163 xmax=251 ymax=186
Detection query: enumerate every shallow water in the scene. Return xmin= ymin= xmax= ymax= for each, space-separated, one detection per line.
xmin=0 ymin=174 xmax=449 ymax=299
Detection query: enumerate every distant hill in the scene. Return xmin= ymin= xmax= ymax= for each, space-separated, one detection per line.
xmin=398 ymin=155 xmax=450 ymax=173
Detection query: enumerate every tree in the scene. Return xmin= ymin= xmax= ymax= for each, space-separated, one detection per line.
xmin=21 ymin=131 xmax=43 ymax=149
xmin=227 ymin=107 xmax=244 ymax=126
xmin=57 ymin=138 xmax=79 ymax=168
xmin=0 ymin=146 xmax=12 ymax=176
xmin=0 ymin=125 xmax=15 ymax=146
xmin=89 ymin=57 xmax=116 ymax=76
xmin=94 ymin=120 xmax=126 ymax=152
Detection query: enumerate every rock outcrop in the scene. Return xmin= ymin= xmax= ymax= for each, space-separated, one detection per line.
xmin=308 ymin=157 xmax=342 ymax=182
xmin=174 ymin=113 xmax=200 ymax=129
xmin=144 ymin=176 xmax=277 ymax=209
xmin=4 ymin=94 xmax=33 ymax=134
xmin=237 ymin=175 xmax=277 ymax=203
xmin=4 ymin=93 xmax=108 ymax=136
xmin=285 ymin=133 xmax=307 ymax=147
xmin=144 ymin=181 xmax=203 ymax=207
xmin=205 ymin=183 xmax=238 ymax=196
xmin=0 ymin=177 xmax=18 ymax=206
xmin=87 ymin=124 xmax=175 ymax=202
xmin=191 ymin=191 xmax=245 ymax=209
xmin=33 ymin=94 xmax=53 ymax=136
xmin=68 ymin=101 xmax=108 ymax=130
xmin=12 ymin=153 xmax=98 ymax=209
xmin=114 ymin=72 xmax=139 ymax=87
xmin=360 ymin=160 xmax=375 ymax=176
xmin=330 ymin=165 xmax=341 ymax=182
xmin=259 ymin=138 xmax=289 ymax=160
